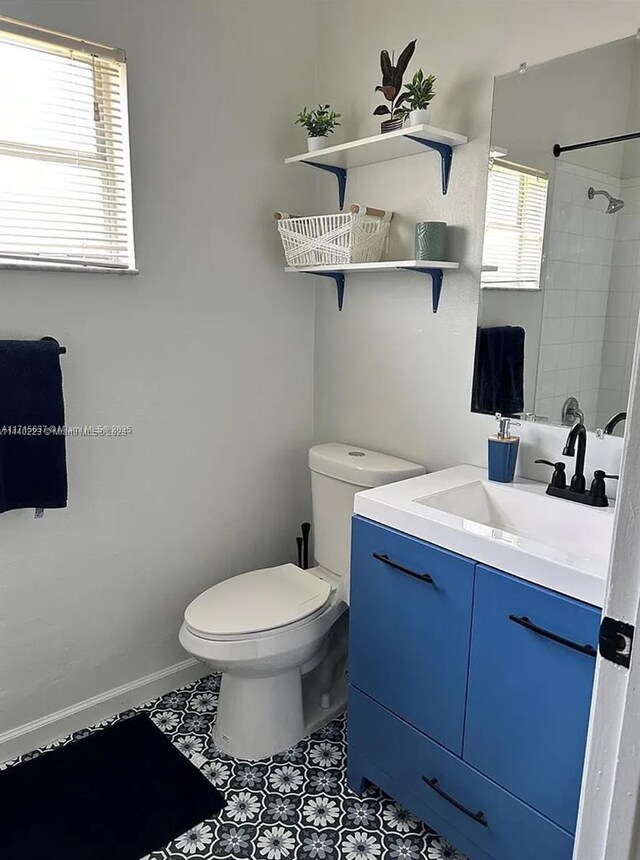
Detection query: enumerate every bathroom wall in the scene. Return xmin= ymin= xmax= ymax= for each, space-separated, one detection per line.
xmin=313 ymin=1 xmax=636 ymax=478
xmin=0 ymin=0 xmax=319 ymax=741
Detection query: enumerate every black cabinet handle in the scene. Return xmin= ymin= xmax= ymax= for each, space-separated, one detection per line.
xmin=422 ymin=776 xmax=488 ymax=826
xmin=508 ymin=614 xmax=596 ymax=657
xmin=372 ymin=552 xmax=434 ymax=585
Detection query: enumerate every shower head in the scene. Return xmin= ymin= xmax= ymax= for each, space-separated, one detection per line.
xmin=588 ymin=186 xmax=625 ymax=214
xmin=608 ymin=196 xmax=625 ymax=214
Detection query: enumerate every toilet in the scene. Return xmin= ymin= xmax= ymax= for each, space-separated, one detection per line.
xmin=178 ymin=442 xmax=425 ymax=760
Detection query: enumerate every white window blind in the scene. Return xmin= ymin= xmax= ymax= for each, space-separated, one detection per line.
xmin=0 ymin=17 xmax=135 ymax=271
xmin=481 ymin=159 xmax=548 ymax=290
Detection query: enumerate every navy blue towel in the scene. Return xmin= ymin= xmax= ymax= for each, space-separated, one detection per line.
xmin=0 ymin=339 xmax=67 ymax=513
xmin=472 ymin=326 xmax=525 ymax=416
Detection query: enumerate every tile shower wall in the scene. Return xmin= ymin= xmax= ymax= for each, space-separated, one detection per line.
xmin=536 ymin=162 xmax=619 ymax=427
xmin=596 ymin=178 xmax=640 ymax=432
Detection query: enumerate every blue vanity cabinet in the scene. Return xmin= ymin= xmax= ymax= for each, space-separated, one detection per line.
xmin=464 ymin=565 xmax=600 ymax=834
xmin=348 ymin=516 xmax=600 ymax=860
xmin=349 ymin=516 xmax=475 ymax=754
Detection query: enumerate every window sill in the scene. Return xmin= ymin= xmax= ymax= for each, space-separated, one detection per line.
xmin=0 ymin=264 xmax=139 ymax=275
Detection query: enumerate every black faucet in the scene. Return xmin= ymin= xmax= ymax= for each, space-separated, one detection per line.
xmin=535 ymin=420 xmax=618 ymax=507
xmin=603 ymin=411 xmax=626 ymax=436
xmin=563 ymin=422 xmax=587 ymax=493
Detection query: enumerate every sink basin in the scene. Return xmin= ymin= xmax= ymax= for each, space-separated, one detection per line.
xmin=417 ymin=479 xmax=611 ymax=574
xmin=354 ymin=465 xmax=615 ymax=607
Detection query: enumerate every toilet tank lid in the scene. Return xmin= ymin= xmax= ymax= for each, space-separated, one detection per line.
xmin=309 ymin=443 xmax=425 ymax=488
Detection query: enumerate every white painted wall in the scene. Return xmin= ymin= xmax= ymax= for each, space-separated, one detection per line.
xmin=0 ymin=0 xmax=318 ymax=738
xmin=313 ymin=1 xmax=634 ymax=484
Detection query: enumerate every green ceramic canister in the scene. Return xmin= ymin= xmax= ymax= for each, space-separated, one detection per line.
xmin=415 ymin=221 xmax=447 ymax=261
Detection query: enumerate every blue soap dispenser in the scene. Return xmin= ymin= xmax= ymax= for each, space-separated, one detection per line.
xmin=488 ymin=413 xmax=521 ymax=483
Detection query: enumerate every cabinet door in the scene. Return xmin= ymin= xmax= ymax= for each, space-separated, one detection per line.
xmin=464 ymin=565 xmax=600 ymax=833
xmin=349 ymin=516 xmax=475 ymax=754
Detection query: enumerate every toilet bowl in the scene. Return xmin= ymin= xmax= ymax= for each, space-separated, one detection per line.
xmin=179 ymin=563 xmax=346 ymax=760
xmin=179 ymin=443 xmax=425 ymax=760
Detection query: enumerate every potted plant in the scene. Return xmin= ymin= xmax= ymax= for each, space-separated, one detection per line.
xmin=373 ymin=39 xmax=416 ymax=133
xmin=296 ymin=105 xmax=341 ymax=152
xmin=399 ymin=69 xmax=437 ymax=126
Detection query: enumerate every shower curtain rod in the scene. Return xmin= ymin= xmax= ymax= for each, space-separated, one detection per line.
xmin=553 ymin=130 xmax=640 ymax=157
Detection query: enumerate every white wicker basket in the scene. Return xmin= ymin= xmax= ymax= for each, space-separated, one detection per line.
xmin=275 ymin=204 xmax=393 ymax=267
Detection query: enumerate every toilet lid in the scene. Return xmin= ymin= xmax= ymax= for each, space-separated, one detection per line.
xmin=184 ymin=564 xmax=333 ymax=637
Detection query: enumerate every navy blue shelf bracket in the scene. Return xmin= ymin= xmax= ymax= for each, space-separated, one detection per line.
xmin=398 ymin=266 xmax=445 ymax=313
xmin=302 ymin=161 xmax=347 ymax=210
xmin=406 ymin=136 xmax=454 ymax=195
xmin=302 ymin=271 xmax=346 ymax=311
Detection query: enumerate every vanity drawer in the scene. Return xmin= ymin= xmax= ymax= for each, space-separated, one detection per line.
xmin=349 ymin=516 xmax=474 ymax=754
xmin=464 ymin=565 xmax=600 ymax=833
xmin=348 ymin=686 xmax=573 ymax=860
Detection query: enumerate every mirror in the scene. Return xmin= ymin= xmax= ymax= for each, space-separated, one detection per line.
xmin=472 ymin=35 xmax=640 ymax=437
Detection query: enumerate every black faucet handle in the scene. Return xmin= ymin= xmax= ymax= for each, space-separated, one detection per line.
xmin=590 ymin=470 xmax=619 ymax=501
xmin=535 ymin=459 xmax=567 ymax=490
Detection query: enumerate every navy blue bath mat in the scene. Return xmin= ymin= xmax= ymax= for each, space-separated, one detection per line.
xmin=0 ymin=712 xmax=224 ymax=860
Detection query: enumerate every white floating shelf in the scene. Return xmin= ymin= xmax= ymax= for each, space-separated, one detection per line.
xmin=285 ymin=260 xmax=460 ymax=313
xmin=285 ymin=260 xmax=459 ymax=274
xmin=285 ymin=124 xmax=467 ymax=169
xmin=285 ymin=124 xmax=468 ymax=203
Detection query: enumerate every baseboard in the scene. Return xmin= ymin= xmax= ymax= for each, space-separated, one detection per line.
xmin=0 ymin=658 xmax=207 ymax=763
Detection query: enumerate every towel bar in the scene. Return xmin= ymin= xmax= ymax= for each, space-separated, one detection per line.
xmin=40 ymin=336 xmax=66 ymax=355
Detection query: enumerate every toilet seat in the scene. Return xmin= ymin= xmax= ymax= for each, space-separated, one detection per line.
xmin=184 ymin=564 xmax=332 ymax=639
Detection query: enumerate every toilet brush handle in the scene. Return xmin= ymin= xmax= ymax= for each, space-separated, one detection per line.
xmin=296 ymin=537 xmax=304 ymax=569
xmin=301 ymin=522 xmax=311 ymax=570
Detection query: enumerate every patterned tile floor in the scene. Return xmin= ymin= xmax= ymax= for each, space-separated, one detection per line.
xmin=1 ymin=675 xmax=466 ymax=860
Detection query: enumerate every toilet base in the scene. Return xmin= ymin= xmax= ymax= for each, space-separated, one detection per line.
xmin=303 ymin=662 xmax=347 ymax=736
xmin=213 ymin=670 xmax=305 ymax=760
xmin=212 ymin=664 xmax=347 ymax=761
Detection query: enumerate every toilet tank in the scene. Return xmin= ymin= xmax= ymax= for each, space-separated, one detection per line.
xmin=308 ymin=443 xmax=425 ymax=602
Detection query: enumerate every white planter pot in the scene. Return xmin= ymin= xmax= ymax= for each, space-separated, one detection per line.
xmin=307 ymin=136 xmax=328 ymax=152
xmin=408 ymin=108 xmax=431 ymax=127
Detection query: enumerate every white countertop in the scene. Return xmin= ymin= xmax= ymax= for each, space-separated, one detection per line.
xmin=354 ymin=465 xmax=614 ymax=608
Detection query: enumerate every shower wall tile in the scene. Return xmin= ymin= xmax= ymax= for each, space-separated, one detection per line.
xmin=535 ymin=162 xmax=620 ymax=428
xmin=596 ymin=177 xmax=640 ymax=432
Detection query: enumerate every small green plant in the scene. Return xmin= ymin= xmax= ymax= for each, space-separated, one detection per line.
xmin=373 ymin=39 xmax=417 ymax=122
xmin=399 ymin=69 xmax=437 ymax=116
xmin=295 ymin=105 xmax=341 ymax=138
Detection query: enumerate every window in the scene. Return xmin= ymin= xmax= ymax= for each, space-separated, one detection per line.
xmin=481 ymin=159 xmax=548 ymax=290
xmin=0 ymin=17 xmax=135 ymax=271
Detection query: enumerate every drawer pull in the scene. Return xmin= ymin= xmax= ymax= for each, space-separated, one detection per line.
xmin=372 ymin=552 xmax=434 ymax=585
xmin=508 ymin=614 xmax=597 ymax=657
xmin=422 ymin=776 xmax=488 ymax=826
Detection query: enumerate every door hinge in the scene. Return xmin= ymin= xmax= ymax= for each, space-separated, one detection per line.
xmin=599 ymin=616 xmax=634 ymax=668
